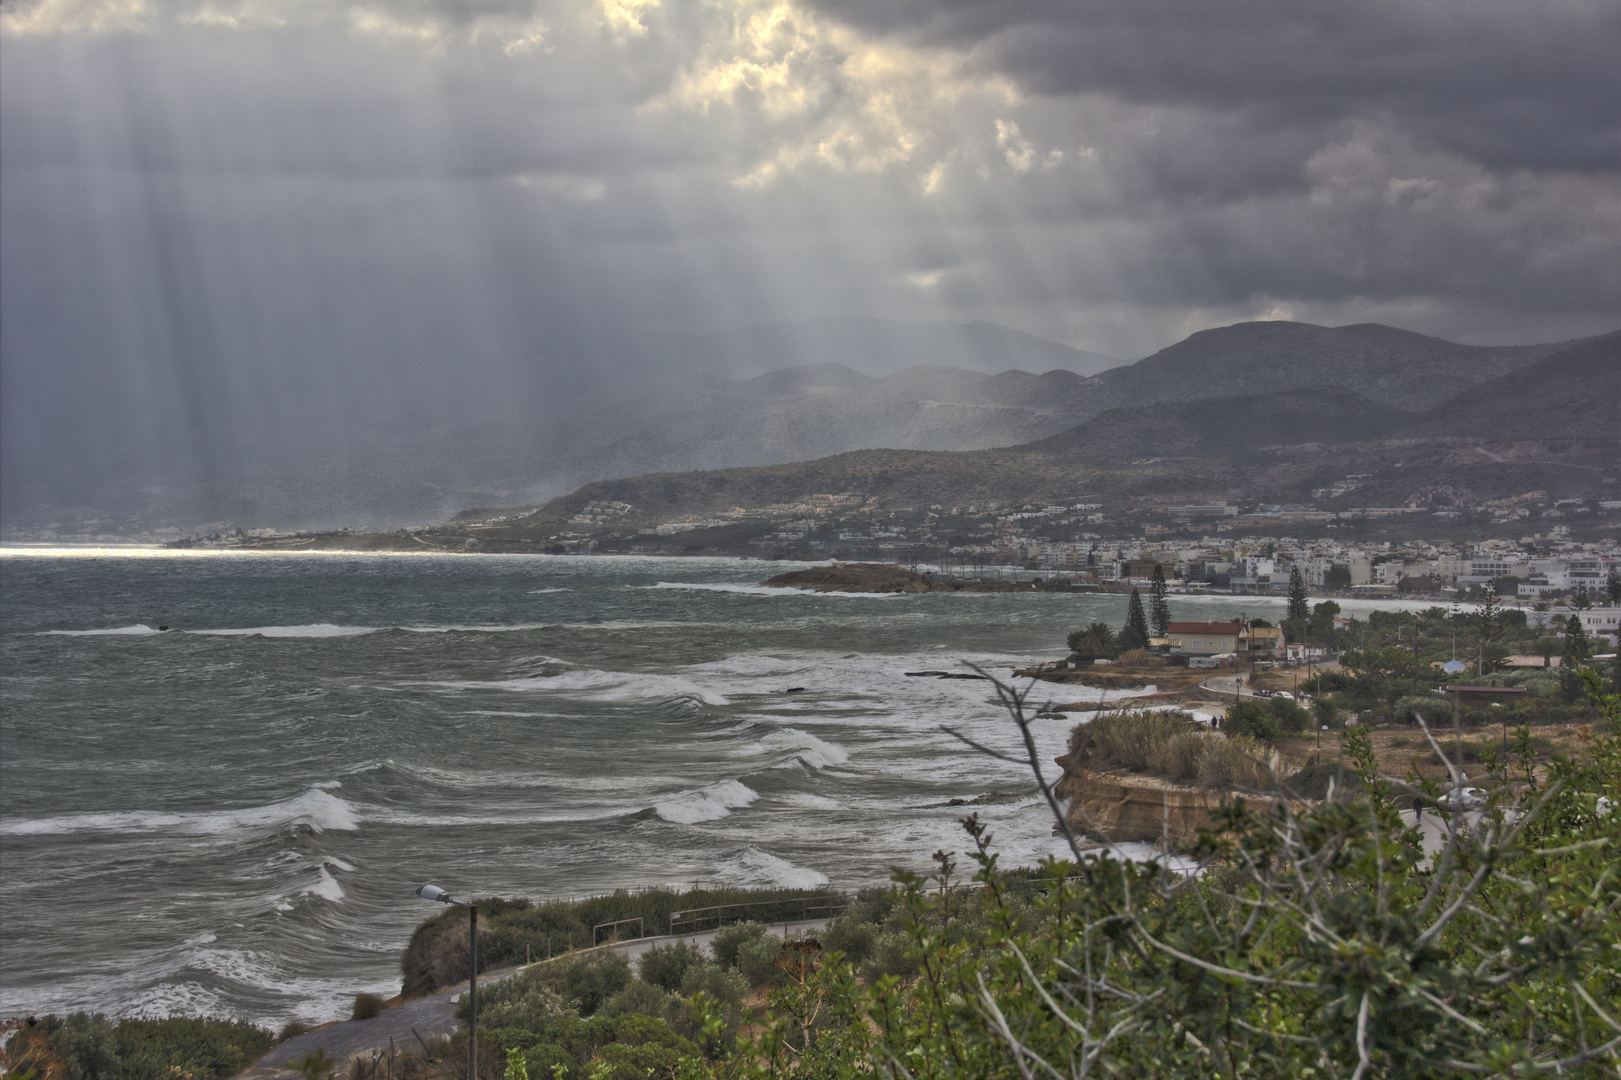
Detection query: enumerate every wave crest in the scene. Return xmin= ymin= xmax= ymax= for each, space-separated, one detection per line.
xmin=653 ymin=780 xmax=759 ymax=824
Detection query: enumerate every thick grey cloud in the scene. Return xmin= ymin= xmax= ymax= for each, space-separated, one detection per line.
xmin=2 ymin=0 xmax=1617 ymax=530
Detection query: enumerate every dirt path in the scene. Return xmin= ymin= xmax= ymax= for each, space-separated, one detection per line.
xmin=239 ymin=920 xmax=829 ymax=1080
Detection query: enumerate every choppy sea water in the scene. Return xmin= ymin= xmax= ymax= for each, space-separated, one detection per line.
xmin=1 ymin=550 xmax=1331 ymax=1026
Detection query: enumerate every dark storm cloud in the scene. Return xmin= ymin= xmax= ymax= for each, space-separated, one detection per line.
xmin=819 ymin=1 xmax=1621 ymax=171
xmin=2 ymin=0 xmax=1618 ymax=531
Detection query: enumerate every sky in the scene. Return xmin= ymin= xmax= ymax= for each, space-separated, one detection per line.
xmin=3 ymin=0 xmax=1619 ymax=530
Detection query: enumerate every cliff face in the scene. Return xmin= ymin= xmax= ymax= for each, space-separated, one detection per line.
xmin=1054 ymin=757 xmax=1233 ymax=845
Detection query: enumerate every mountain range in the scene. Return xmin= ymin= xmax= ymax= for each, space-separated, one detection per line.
xmin=7 ymin=317 xmax=1615 ymax=535
xmin=476 ymin=326 xmax=1621 ymax=532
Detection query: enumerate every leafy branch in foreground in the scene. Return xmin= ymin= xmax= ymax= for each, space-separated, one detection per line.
xmin=728 ymin=667 xmax=1621 ymax=1079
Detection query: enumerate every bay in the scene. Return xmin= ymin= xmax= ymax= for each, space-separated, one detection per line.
xmin=0 ymin=550 xmax=1298 ymax=1025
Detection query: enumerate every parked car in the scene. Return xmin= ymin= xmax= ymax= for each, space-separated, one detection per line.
xmin=1437 ymin=786 xmax=1486 ymax=810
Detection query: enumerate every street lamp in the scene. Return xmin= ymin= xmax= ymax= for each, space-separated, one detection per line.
xmin=417 ymin=885 xmax=477 ymax=1080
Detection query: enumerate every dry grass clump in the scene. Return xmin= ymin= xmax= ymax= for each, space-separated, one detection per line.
xmin=1071 ymin=710 xmax=1284 ymax=790
xmin=352 ymin=992 xmax=385 ymax=1020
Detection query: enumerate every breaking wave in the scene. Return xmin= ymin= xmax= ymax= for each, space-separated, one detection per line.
xmin=653 ymin=780 xmax=759 ymax=824
xmin=0 ymin=787 xmax=360 ymax=837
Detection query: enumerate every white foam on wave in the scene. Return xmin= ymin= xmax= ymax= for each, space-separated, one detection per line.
xmin=527 ymin=587 xmax=572 ymax=594
xmin=780 ymin=794 xmax=841 ymax=810
xmin=713 ymin=846 xmax=829 ymax=890
xmin=305 ymin=866 xmax=346 ymax=902
xmin=415 ymin=668 xmax=730 ymax=706
xmin=746 ymin=728 xmax=850 ymax=770
xmin=0 ymin=787 xmax=359 ymax=837
xmin=398 ymin=624 xmax=550 ymax=634
xmin=638 ymin=582 xmax=900 ymax=599
xmin=654 ymin=779 xmax=759 ymax=824
xmin=40 ymin=624 xmax=162 ymax=636
xmin=188 ymin=624 xmax=377 ymax=638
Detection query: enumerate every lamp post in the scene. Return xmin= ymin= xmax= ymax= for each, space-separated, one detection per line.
xmin=418 ymin=885 xmax=477 ymax=1080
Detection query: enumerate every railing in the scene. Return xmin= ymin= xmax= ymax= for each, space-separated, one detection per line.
xmin=669 ymin=894 xmax=847 ymax=934
xmin=592 ymin=916 xmax=644 ymax=945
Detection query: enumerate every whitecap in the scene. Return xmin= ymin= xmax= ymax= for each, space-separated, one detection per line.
xmin=187 ymin=624 xmax=377 ymax=638
xmin=713 ymin=847 xmax=829 ymax=890
xmin=526 ymin=587 xmax=572 ymax=594
xmin=39 ymin=624 xmax=162 ymax=636
xmin=653 ymin=779 xmax=759 ymax=824
xmin=0 ymin=787 xmax=360 ymax=837
xmin=414 ymin=668 xmax=729 ymax=706
xmin=305 ymin=866 xmax=346 ymax=902
xmin=638 ymin=582 xmax=900 ymax=599
xmin=746 ymin=728 xmax=850 ymax=770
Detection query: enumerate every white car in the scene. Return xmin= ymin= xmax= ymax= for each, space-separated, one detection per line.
xmin=1437 ymin=786 xmax=1487 ymax=810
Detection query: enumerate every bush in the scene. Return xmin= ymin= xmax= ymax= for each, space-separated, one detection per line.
xmin=679 ymin=963 xmax=747 ymax=1015
xmin=277 ymin=1021 xmax=310 ymax=1043
xmin=636 ymin=941 xmax=704 ymax=993
xmin=736 ymin=935 xmax=786 ymax=989
xmin=1072 ymin=709 xmax=1281 ymax=789
xmin=820 ymin=916 xmax=879 ymax=964
xmin=43 ymin=1015 xmax=275 ymax=1080
xmin=861 ymin=930 xmax=921 ymax=983
xmin=468 ymin=972 xmax=578 ymax=1031
xmin=1225 ymin=700 xmax=1281 ymax=743
xmin=351 ymin=993 xmax=385 ymax=1020
xmin=708 ymin=921 xmax=770 ymax=969
xmin=1267 ymin=695 xmax=1309 ymax=733
xmin=597 ymin=981 xmax=680 ymax=1025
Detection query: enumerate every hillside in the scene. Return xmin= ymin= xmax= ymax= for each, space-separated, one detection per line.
xmin=1097 ymin=321 xmax=1587 ymax=410
xmin=1412 ymin=331 xmax=1621 ymax=440
xmin=511 ymin=321 xmax=1600 ymax=506
xmin=472 ymin=375 xmax=1616 ymax=538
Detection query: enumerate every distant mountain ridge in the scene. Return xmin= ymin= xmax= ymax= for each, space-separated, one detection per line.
xmin=1095 ymin=321 xmax=1580 ymax=411
xmin=522 ymin=320 xmax=1603 ymax=503
xmin=490 ymin=330 xmax=1620 ymax=530
xmin=7 ymin=317 xmax=1612 ymax=533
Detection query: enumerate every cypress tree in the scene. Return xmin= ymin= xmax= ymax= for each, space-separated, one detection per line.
xmin=1287 ymin=566 xmax=1310 ymax=622
xmin=1149 ymin=564 xmax=1172 ymax=638
xmin=1566 ymin=613 xmax=1591 ymax=663
xmin=1121 ymin=588 xmax=1151 ymax=652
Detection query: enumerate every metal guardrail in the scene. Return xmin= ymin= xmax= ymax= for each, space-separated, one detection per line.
xmin=592 ymin=916 xmax=644 ymax=945
xmin=669 ymin=893 xmax=847 ymax=933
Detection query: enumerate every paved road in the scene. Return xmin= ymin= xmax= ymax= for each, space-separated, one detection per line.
xmin=241 ymin=920 xmax=830 ymax=1080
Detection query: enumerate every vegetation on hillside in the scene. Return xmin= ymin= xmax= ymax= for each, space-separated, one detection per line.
xmin=403 ymin=888 xmax=844 ymax=998
xmin=0 ymin=1015 xmax=273 ymax=1080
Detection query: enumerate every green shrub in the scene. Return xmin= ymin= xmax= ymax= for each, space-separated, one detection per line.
xmin=1267 ymin=695 xmax=1309 ymax=732
xmin=468 ymin=972 xmax=578 ymax=1031
xmin=861 ymin=930 xmax=921 ymax=983
xmin=548 ymin=951 xmax=632 ymax=1016
xmin=707 ymin=921 xmax=769 ymax=969
xmin=597 ymin=981 xmax=680 ymax=1025
xmin=820 ymin=916 xmax=878 ymax=964
xmin=1225 ymin=700 xmax=1280 ymax=743
xmin=736 ymin=935 xmax=785 ymax=989
xmin=678 ymin=963 xmax=747 ymax=1039
xmin=47 ymin=1014 xmax=119 ymax=1080
xmin=44 ymin=1015 xmax=275 ymax=1080
xmin=473 ymin=1015 xmax=699 ymax=1080
xmin=636 ymin=940 xmax=704 ymax=993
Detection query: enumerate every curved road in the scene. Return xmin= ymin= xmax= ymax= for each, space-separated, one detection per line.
xmin=240 ymin=920 xmax=829 ymax=1080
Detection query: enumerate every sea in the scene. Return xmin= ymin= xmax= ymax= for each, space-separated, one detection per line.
xmin=0 ymin=549 xmax=1399 ymax=1027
